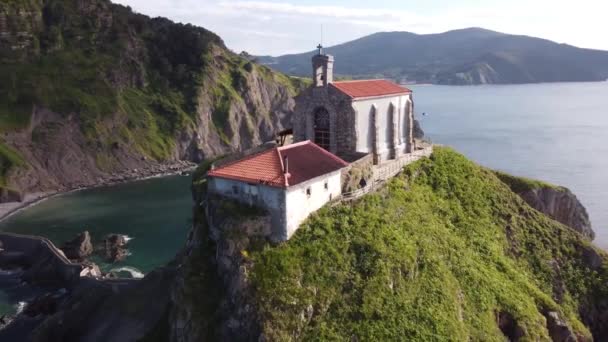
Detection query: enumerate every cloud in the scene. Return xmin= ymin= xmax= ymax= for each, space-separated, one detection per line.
xmin=112 ymin=0 xmax=608 ymax=56
xmin=218 ymin=1 xmax=423 ymax=22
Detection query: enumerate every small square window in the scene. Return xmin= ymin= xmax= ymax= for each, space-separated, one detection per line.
xmin=306 ymin=187 xmax=312 ymax=197
xmin=324 ymin=181 xmax=329 ymax=190
xmin=232 ymin=186 xmax=239 ymax=194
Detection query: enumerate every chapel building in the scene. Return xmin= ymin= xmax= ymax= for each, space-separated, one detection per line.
xmin=293 ymin=45 xmax=415 ymax=164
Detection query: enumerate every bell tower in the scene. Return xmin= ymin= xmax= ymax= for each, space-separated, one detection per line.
xmin=312 ymin=44 xmax=334 ymax=87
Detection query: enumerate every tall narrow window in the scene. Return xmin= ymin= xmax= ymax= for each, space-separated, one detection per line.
xmin=314 ymin=107 xmax=330 ymax=150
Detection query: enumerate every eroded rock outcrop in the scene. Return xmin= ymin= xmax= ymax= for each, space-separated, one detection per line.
xmin=413 ymin=119 xmax=425 ymax=139
xmin=169 ymin=198 xmax=271 ymax=342
xmin=518 ymin=187 xmax=593 ymax=239
xmin=99 ymin=234 xmax=129 ymax=263
xmin=495 ymin=172 xmax=594 ymax=239
xmin=61 ymin=231 xmax=93 ymax=261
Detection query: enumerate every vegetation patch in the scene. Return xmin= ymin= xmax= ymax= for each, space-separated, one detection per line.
xmin=0 ymin=141 xmax=25 ymax=186
xmin=241 ymin=147 xmax=605 ymax=340
xmin=494 ymin=170 xmax=561 ymax=193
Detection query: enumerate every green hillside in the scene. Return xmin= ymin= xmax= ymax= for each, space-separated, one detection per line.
xmin=187 ymin=147 xmax=608 ymax=340
xmin=0 ymin=0 xmax=305 ymax=194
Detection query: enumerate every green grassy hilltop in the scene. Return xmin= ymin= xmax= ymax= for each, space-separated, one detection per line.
xmin=186 ymin=147 xmax=608 ymax=341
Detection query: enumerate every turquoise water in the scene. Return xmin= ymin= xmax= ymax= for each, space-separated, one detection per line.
xmin=0 ymin=175 xmax=193 ymax=274
xmin=411 ymin=82 xmax=608 ymax=249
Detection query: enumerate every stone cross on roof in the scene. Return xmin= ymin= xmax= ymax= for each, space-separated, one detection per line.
xmin=317 ymin=44 xmax=323 ymax=55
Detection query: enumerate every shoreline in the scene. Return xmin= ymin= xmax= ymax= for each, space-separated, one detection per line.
xmin=0 ymin=161 xmax=197 ymax=223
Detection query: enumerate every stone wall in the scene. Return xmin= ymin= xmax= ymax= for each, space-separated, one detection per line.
xmin=207 ymin=178 xmax=286 ymax=241
xmin=0 ymin=233 xmax=84 ymax=288
xmin=293 ymin=84 xmax=414 ymax=163
xmin=373 ymin=145 xmax=434 ymax=182
xmin=341 ymin=154 xmax=374 ymax=193
xmin=292 ymin=86 xmax=355 ymax=155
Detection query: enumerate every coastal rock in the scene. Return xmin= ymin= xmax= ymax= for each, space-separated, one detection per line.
xmin=413 ymin=119 xmax=425 ymax=139
xmin=543 ymin=311 xmax=579 ymax=342
xmin=495 ymin=172 xmax=595 ymax=239
xmin=100 ymin=234 xmax=129 ymax=263
xmin=0 ymin=315 xmax=13 ymax=330
xmin=23 ymin=294 xmax=58 ymax=317
xmin=80 ymin=262 xmax=102 ymax=278
xmin=169 ymin=199 xmax=271 ymax=342
xmin=0 ymin=188 xmax=23 ymax=203
xmin=61 ymin=231 xmax=93 ymax=261
xmin=497 ymin=311 xmax=526 ymax=341
xmin=518 ymin=187 xmax=594 ymax=239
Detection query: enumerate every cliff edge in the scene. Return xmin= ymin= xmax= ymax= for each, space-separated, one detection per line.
xmin=495 ymin=171 xmax=595 ymax=240
xmin=167 ymin=147 xmax=608 ymax=341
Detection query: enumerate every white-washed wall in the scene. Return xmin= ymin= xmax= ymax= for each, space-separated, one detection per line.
xmin=284 ymin=170 xmax=342 ymax=239
xmin=353 ymin=94 xmax=412 ymax=160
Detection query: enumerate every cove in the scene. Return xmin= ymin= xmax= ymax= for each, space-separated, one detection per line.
xmin=0 ymin=174 xmax=193 ymax=274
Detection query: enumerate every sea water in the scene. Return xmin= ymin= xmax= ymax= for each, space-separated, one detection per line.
xmin=411 ymin=82 xmax=608 ymax=249
xmin=0 ymin=175 xmax=193 ymax=274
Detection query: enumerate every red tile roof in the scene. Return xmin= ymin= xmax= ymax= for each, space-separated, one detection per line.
xmin=207 ymin=141 xmax=349 ymax=188
xmin=331 ymin=79 xmax=412 ymax=99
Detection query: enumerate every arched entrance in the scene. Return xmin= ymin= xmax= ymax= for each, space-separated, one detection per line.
xmin=313 ymin=107 xmax=330 ymax=150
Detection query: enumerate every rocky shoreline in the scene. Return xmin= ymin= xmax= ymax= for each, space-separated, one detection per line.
xmin=0 ymin=160 xmax=197 ymax=222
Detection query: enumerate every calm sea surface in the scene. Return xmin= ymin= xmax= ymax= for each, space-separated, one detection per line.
xmin=0 ymin=82 xmax=606 ymax=315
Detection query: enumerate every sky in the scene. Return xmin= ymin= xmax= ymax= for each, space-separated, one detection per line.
xmin=112 ymin=0 xmax=608 ymax=56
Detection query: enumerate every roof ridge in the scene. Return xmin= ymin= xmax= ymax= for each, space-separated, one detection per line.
xmin=306 ymin=142 xmax=349 ymax=166
xmin=278 ymin=140 xmax=311 ymax=151
xmin=276 ymin=147 xmax=289 ymax=187
xmin=332 ymin=79 xmax=387 ymax=83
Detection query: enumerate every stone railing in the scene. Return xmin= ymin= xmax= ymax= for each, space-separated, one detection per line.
xmin=341 ymin=145 xmax=434 ymax=202
xmin=373 ymin=145 xmax=434 ymax=182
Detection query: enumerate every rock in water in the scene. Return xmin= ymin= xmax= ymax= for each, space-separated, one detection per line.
xmin=101 ymin=234 xmax=129 ymax=263
xmin=104 ymin=234 xmax=127 ymax=248
xmin=61 ymin=231 xmax=93 ymax=261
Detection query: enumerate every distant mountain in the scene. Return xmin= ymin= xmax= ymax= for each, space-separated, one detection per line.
xmin=258 ymin=28 xmax=608 ymax=85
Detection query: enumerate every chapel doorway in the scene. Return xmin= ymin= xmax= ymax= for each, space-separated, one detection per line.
xmin=313 ymin=107 xmax=330 ymax=150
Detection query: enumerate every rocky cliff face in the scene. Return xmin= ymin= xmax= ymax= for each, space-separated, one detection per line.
xmin=495 ymin=172 xmax=595 ymax=240
xmin=169 ymin=190 xmax=273 ymax=341
xmin=0 ymin=0 xmax=302 ymax=197
xmin=517 ymin=187 xmax=594 ymax=240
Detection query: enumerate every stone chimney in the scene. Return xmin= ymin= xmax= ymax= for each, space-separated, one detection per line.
xmin=283 ymin=155 xmax=289 ymax=175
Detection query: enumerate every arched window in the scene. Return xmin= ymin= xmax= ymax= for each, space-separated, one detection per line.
xmin=313 ymin=107 xmax=330 ymax=150
xmin=388 ymin=103 xmax=396 ymax=159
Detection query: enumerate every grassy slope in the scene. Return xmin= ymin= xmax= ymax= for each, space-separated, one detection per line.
xmin=494 ymin=171 xmax=561 ymax=193
xmin=241 ymin=147 xmax=607 ymax=340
